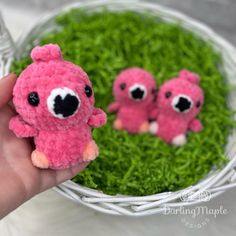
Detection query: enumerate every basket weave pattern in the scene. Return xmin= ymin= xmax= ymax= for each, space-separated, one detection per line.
xmin=1 ymin=0 xmax=236 ymax=216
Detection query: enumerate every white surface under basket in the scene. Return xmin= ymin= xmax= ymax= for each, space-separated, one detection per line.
xmin=1 ymin=0 xmax=236 ymax=217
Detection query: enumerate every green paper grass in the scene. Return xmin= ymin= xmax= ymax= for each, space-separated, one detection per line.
xmin=11 ymin=10 xmax=234 ymax=196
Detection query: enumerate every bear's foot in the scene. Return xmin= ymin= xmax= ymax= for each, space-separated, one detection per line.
xmin=113 ymin=119 xmax=123 ymax=130
xmin=31 ymin=150 xmax=49 ymax=169
xmin=172 ymin=134 xmax=187 ymax=146
xmin=82 ymin=141 xmax=99 ymax=162
xmin=149 ymin=121 xmax=159 ymax=134
xmin=139 ymin=121 xmax=149 ymax=133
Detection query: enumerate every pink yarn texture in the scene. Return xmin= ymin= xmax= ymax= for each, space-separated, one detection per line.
xmin=9 ymin=44 xmax=107 ymax=169
xmin=108 ymin=67 xmax=157 ymax=134
xmin=150 ymin=69 xmax=204 ymax=145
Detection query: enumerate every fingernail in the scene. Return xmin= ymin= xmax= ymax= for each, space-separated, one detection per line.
xmin=1 ymin=73 xmax=16 ymax=80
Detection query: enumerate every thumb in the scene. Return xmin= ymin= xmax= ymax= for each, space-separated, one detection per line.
xmin=0 ymin=74 xmax=17 ymax=108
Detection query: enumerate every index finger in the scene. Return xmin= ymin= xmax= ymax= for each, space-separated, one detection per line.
xmin=0 ymin=73 xmax=17 ymax=108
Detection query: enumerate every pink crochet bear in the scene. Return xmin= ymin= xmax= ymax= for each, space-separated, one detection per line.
xmin=149 ymin=69 xmax=204 ymax=146
xmin=9 ymin=44 xmax=107 ymax=169
xmin=108 ymin=68 xmax=157 ymax=134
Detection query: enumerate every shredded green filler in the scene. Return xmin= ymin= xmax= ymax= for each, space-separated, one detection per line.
xmin=11 ymin=10 xmax=234 ymax=196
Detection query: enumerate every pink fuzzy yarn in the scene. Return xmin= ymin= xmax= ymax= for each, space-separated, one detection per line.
xmin=150 ymin=69 xmax=204 ymax=145
xmin=9 ymin=44 xmax=107 ymax=169
xmin=31 ymin=44 xmax=62 ymax=62
xmin=108 ymin=67 xmax=157 ymax=134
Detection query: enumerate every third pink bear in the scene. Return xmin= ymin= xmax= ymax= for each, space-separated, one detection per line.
xmin=149 ymin=69 xmax=204 ymax=146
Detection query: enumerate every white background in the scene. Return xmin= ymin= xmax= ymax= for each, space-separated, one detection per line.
xmin=0 ymin=1 xmax=236 ymax=235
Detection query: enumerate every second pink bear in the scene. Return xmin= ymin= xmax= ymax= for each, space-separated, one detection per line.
xmin=108 ymin=68 xmax=157 ymax=134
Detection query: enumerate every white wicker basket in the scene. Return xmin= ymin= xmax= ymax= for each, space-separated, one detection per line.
xmin=1 ymin=0 xmax=236 ymax=217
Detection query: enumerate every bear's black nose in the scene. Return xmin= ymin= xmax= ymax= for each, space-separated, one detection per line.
xmin=129 ymin=85 xmax=146 ymax=101
xmin=131 ymin=88 xmax=144 ymax=99
xmin=47 ymin=88 xmax=80 ymax=119
xmin=174 ymin=96 xmax=192 ymax=112
xmin=53 ymin=94 xmax=79 ymax=118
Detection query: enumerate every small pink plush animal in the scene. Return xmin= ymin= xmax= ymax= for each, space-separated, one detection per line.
xmin=108 ymin=68 xmax=157 ymax=134
xmin=149 ymin=69 xmax=204 ymax=146
xmin=9 ymin=44 xmax=107 ymax=169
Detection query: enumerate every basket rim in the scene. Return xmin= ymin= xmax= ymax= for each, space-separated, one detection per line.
xmin=7 ymin=0 xmax=236 ymax=215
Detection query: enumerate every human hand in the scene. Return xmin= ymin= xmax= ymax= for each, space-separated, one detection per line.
xmin=0 ymin=74 xmax=88 ymax=218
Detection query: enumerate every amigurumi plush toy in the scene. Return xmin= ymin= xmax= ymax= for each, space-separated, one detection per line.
xmin=9 ymin=44 xmax=107 ymax=169
xmin=108 ymin=67 xmax=157 ymax=134
xmin=149 ymin=69 xmax=204 ymax=146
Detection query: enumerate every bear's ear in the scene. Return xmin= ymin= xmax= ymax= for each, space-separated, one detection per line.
xmin=31 ymin=44 xmax=62 ymax=63
xmin=179 ymin=69 xmax=199 ymax=84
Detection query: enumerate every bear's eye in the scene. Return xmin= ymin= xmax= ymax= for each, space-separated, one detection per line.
xmin=84 ymin=85 xmax=92 ymax=98
xmin=151 ymin=88 xmax=157 ymax=94
xmin=120 ymin=83 xmax=126 ymax=90
xmin=165 ymin=91 xmax=172 ymax=98
xmin=28 ymin=92 xmax=40 ymax=107
xmin=196 ymin=101 xmax=201 ymax=108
